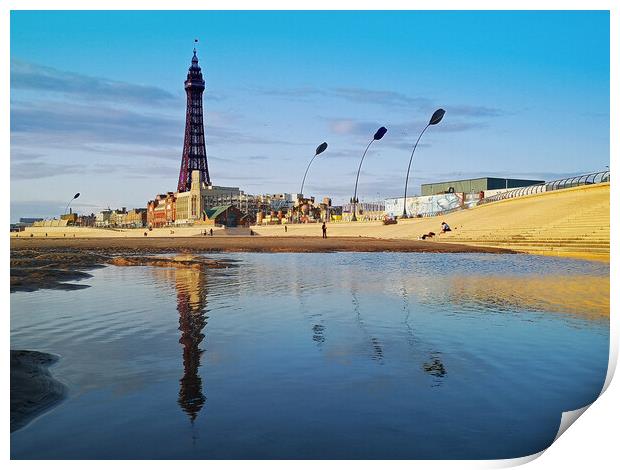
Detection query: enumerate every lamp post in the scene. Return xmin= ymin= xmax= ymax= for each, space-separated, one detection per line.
xmin=297 ymin=142 xmax=328 ymax=224
xmin=351 ymin=126 xmax=387 ymax=222
xmin=300 ymin=142 xmax=328 ymax=196
xmin=402 ymin=109 xmax=445 ymax=218
xmin=64 ymin=192 xmax=80 ymax=215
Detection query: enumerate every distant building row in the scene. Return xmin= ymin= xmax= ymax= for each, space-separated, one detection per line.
xmin=14 ymin=176 xmax=547 ymax=231
xmin=95 ymin=207 xmax=148 ymax=228
xmin=145 ymin=169 xmax=344 ymax=227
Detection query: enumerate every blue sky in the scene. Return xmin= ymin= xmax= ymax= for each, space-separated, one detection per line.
xmin=10 ymin=10 xmax=610 ymax=221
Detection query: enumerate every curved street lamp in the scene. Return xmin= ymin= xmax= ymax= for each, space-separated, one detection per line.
xmin=402 ymin=109 xmax=445 ymax=218
xmin=351 ymin=126 xmax=387 ymax=222
xmin=64 ymin=192 xmax=80 ymax=215
xmin=300 ymin=142 xmax=328 ymax=196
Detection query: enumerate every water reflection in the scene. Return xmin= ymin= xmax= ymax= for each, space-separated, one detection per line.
xmin=290 ymin=264 xmax=328 ymax=348
xmin=9 ymin=253 xmax=609 ymax=459
xmin=312 ymin=324 xmax=325 ymax=344
xmin=423 ymin=354 xmax=447 ymax=389
xmin=351 ymin=287 xmax=384 ymax=363
xmin=447 ymin=275 xmax=610 ymax=318
xmin=400 ymin=285 xmax=416 ymax=347
xmin=370 ymin=337 xmax=384 ymax=362
xmin=174 ymin=267 xmax=208 ymax=422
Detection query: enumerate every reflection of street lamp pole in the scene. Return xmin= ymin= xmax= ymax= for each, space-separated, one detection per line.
xmin=352 ymin=127 xmax=387 ymax=222
xmin=402 ymin=109 xmax=445 ymax=218
xmin=64 ymin=192 xmax=80 ymax=215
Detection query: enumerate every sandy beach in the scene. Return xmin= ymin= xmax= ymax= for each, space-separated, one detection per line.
xmin=11 ymin=350 xmax=66 ymax=433
xmin=11 ymin=236 xmax=514 ymax=254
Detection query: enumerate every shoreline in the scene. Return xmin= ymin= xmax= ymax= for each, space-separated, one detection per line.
xmin=10 ymin=350 xmax=67 ymax=433
xmin=11 ymin=236 xmax=515 ymax=254
xmin=10 ymin=249 xmax=236 ymax=292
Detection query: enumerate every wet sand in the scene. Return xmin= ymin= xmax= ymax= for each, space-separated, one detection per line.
xmin=11 ymin=236 xmax=515 ymax=254
xmin=11 ymin=350 xmax=66 ymax=433
xmin=10 ymin=248 xmax=235 ymax=292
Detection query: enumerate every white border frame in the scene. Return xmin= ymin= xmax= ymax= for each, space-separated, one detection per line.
xmin=3 ymin=2 xmax=617 ymax=468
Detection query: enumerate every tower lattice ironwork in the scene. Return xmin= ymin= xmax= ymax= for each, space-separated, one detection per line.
xmin=177 ymin=47 xmax=211 ymax=193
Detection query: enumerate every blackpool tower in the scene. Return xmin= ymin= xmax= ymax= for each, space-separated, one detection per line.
xmin=177 ymin=45 xmax=211 ymax=193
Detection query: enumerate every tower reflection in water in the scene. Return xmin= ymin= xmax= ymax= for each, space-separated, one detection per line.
xmin=175 ymin=266 xmax=208 ymax=422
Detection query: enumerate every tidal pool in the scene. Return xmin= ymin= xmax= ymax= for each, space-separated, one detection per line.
xmin=10 ymin=253 xmax=609 ymax=459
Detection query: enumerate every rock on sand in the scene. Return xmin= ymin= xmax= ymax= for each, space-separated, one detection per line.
xmin=11 ymin=350 xmax=66 ymax=433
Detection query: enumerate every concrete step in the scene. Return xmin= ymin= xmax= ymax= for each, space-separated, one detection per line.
xmin=452 ymin=241 xmax=609 ymax=248
xmin=461 ymin=243 xmax=610 ymax=254
xmin=448 ymin=235 xmax=609 ymax=242
xmin=451 ymin=232 xmax=609 ymax=239
xmin=453 ymin=227 xmax=608 ymax=232
xmin=448 ymin=236 xmax=609 ymax=244
xmin=445 ymin=236 xmax=609 ymax=242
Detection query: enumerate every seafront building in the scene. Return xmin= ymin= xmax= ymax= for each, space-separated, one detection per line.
xmin=95 ymin=209 xmax=113 ymax=227
xmin=385 ymin=176 xmax=545 ymax=218
xmin=29 ymin=210 xmax=96 ymax=228
xmin=420 ymin=177 xmax=544 ymax=196
xmin=123 ymin=209 xmax=148 ymax=228
xmin=93 ymin=208 xmax=146 ymax=228
xmin=148 ymin=169 xmax=244 ymax=227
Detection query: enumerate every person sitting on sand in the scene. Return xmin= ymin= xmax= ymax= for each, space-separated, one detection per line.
xmin=144 ymin=232 xmax=148 ymax=237
xmin=441 ymin=222 xmax=451 ymax=233
xmin=420 ymin=231 xmax=436 ymax=240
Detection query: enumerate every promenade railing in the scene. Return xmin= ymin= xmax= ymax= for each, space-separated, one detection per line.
xmin=405 ymin=170 xmax=610 ymax=218
xmin=478 ymin=170 xmax=610 ymax=206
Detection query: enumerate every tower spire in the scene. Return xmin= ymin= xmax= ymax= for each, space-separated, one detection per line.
xmin=177 ymin=41 xmax=211 ymax=192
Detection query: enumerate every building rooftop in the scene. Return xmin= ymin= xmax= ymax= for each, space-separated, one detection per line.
xmin=204 ymin=205 xmax=236 ymax=220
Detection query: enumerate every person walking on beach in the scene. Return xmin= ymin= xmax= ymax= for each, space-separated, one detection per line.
xmin=210 ymin=228 xmax=213 ymax=236
xmin=322 ymin=222 xmax=327 ymax=239
xmin=284 ymin=225 xmax=287 ymax=233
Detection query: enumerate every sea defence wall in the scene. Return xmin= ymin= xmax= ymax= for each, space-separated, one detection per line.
xmin=253 ymin=182 xmax=610 ymax=261
xmin=436 ymin=182 xmax=609 ymax=261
